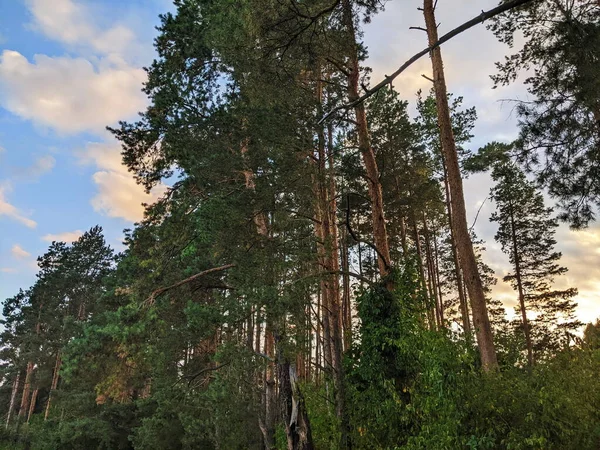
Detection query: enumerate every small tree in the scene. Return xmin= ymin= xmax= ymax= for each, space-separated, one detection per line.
xmin=489 ymin=161 xmax=580 ymax=364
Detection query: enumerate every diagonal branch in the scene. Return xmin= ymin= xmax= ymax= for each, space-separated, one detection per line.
xmin=319 ymin=0 xmax=537 ymax=124
xmin=144 ymin=264 xmax=236 ymax=306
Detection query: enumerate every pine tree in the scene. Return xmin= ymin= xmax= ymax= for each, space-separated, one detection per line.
xmin=490 ymin=0 xmax=600 ymax=227
xmin=489 ymin=161 xmax=579 ymax=364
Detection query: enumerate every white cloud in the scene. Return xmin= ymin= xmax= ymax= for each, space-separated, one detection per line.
xmin=0 ymin=268 xmax=17 ymax=274
xmin=0 ymin=50 xmax=146 ymax=135
xmin=11 ymin=244 xmax=31 ymax=260
xmin=25 ymin=0 xmax=143 ymax=60
xmin=90 ymin=170 xmax=165 ymax=222
xmin=79 ymin=140 xmax=165 ymax=222
xmin=0 ymin=183 xmax=37 ymax=229
xmin=41 ymin=229 xmax=84 ymax=243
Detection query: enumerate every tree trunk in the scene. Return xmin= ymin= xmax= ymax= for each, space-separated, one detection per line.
xmin=423 ymin=0 xmax=498 ymax=370
xmin=341 ymin=0 xmax=391 ymax=278
xmin=443 ymin=165 xmax=471 ymax=336
xmin=44 ymin=353 xmax=61 ymax=420
xmin=341 ymin=227 xmax=352 ymax=350
xmin=509 ymin=205 xmax=534 ymax=366
xmin=18 ymin=362 xmax=34 ymax=420
xmin=432 ymin=227 xmax=446 ymax=328
xmin=423 ymin=213 xmax=442 ymax=329
xmin=314 ymin=77 xmax=350 ymax=448
xmin=412 ymin=214 xmax=434 ymax=326
xmin=277 ymin=336 xmax=315 ymax=450
xmin=27 ymin=388 xmax=38 ymax=423
xmin=6 ymin=372 xmax=20 ymax=428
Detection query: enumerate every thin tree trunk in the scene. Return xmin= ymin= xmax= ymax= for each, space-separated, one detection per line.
xmin=341 ymin=227 xmax=352 ymax=350
xmin=27 ymin=388 xmax=38 ymax=423
xmin=341 ymin=0 xmax=391 ymax=279
xmin=44 ymin=353 xmax=61 ymax=420
xmin=400 ymin=215 xmax=409 ymax=260
xmin=315 ymin=77 xmax=349 ymax=448
xmin=255 ymin=307 xmax=263 ymax=354
xmin=412 ymin=214 xmax=434 ymax=326
xmin=423 ymin=213 xmax=442 ymax=329
xmin=18 ymin=362 xmax=34 ymax=420
xmin=432 ymin=227 xmax=446 ymax=328
xmin=247 ymin=306 xmax=254 ymax=351
xmin=6 ymin=372 xmax=20 ymax=428
xmin=509 ymin=205 xmax=534 ymax=366
xmin=443 ymin=165 xmax=471 ymax=336
xmin=423 ymin=0 xmax=498 ymax=370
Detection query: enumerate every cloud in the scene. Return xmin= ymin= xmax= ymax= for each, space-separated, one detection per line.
xmin=11 ymin=244 xmax=31 ymax=260
xmin=79 ymin=140 xmax=166 ymax=222
xmin=0 ymin=183 xmax=37 ymax=228
xmin=0 ymin=268 xmax=17 ymax=274
xmin=0 ymin=50 xmax=147 ymax=135
xmin=25 ymin=0 xmax=142 ymax=60
xmin=41 ymin=230 xmax=83 ymax=243
xmin=13 ymin=154 xmax=56 ymax=181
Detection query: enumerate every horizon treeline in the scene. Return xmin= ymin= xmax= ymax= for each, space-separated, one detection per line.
xmin=1 ymin=0 xmax=600 ymax=449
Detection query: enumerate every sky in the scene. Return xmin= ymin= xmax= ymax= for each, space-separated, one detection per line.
xmin=0 ymin=0 xmax=598 ymax=325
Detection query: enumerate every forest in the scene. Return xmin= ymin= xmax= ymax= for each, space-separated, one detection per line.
xmin=1 ymin=0 xmax=600 ymax=448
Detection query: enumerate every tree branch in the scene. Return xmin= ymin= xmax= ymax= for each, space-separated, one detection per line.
xmin=345 ymin=193 xmax=391 ymax=273
xmin=145 ymin=264 xmax=236 ymax=306
xmin=319 ymin=0 xmax=537 ymax=124
xmin=183 ymin=362 xmax=231 ymax=387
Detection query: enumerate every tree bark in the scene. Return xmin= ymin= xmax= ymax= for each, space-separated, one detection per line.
xmin=432 ymin=226 xmax=446 ymax=328
xmin=412 ymin=214 xmax=434 ymax=327
xmin=443 ymin=165 xmax=471 ymax=336
xmin=423 ymin=0 xmax=498 ymax=370
xmin=277 ymin=337 xmax=315 ymax=450
xmin=44 ymin=353 xmax=62 ymax=420
xmin=18 ymin=362 xmax=34 ymax=420
xmin=314 ymin=76 xmax=350 ymax=448
xmin=6 ymin=372 xmax=20 ymax=428
xmin=341 ymin=0 xmax=391 ymax=278
xmin=27 ymin=388 xmax=38 ymax=423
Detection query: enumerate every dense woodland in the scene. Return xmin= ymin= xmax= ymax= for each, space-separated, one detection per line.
xmin=2 ymin=0 xmax=600 ymax=448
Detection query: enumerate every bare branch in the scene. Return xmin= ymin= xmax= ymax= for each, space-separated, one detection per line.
xmin=469 ymin=197 xmax=488 ymax=232
xmin=319 ymin=0 xmax=537 ymax=124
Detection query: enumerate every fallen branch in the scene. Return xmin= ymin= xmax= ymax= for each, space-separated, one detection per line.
xmin=319 ymin=0 xmax=537 ymax=123
xmin=144 ymin=264 xmax=236 ymax=306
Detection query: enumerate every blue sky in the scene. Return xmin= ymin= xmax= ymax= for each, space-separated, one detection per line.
xmin=0 ymin=0 xmax=598 ymax=323
xmin=0 ymin=0 xmax=170 ymax=300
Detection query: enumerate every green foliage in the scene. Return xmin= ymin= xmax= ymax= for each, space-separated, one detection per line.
xmin=346 ymin=263 xmax=470 ymax=449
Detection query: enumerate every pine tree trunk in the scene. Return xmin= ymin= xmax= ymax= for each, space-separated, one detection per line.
xmin=18 ymin=362 xmax=34 ymax=420
xmin=509 ymin=205 xmax=534 ymax=366
xmin=443 ymin=166 xmax=471 ymax=336
xmin=341 ymin=0 xmax=391 ymax=278
xmin=314 ymin=77 xmax=350 ymax=448
xmin=27 ymin=388 xmax=38 ymax=423
xmin=341 ymin=228 xmax=352 ymax=350
xmin=423 ymin=0 xmax=498 ymax=370
xmin=6 ymin=372 xmax=20 ymax=429
xmin=44 ymin=353 xmax=62 ymax=420
xmin=412 ymin=214 xmax=434 ymax=327
xmin=423 ymin=214 xmax=442 ymax=329
xmin=432 ymin=227 xmax=446 ymax=328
